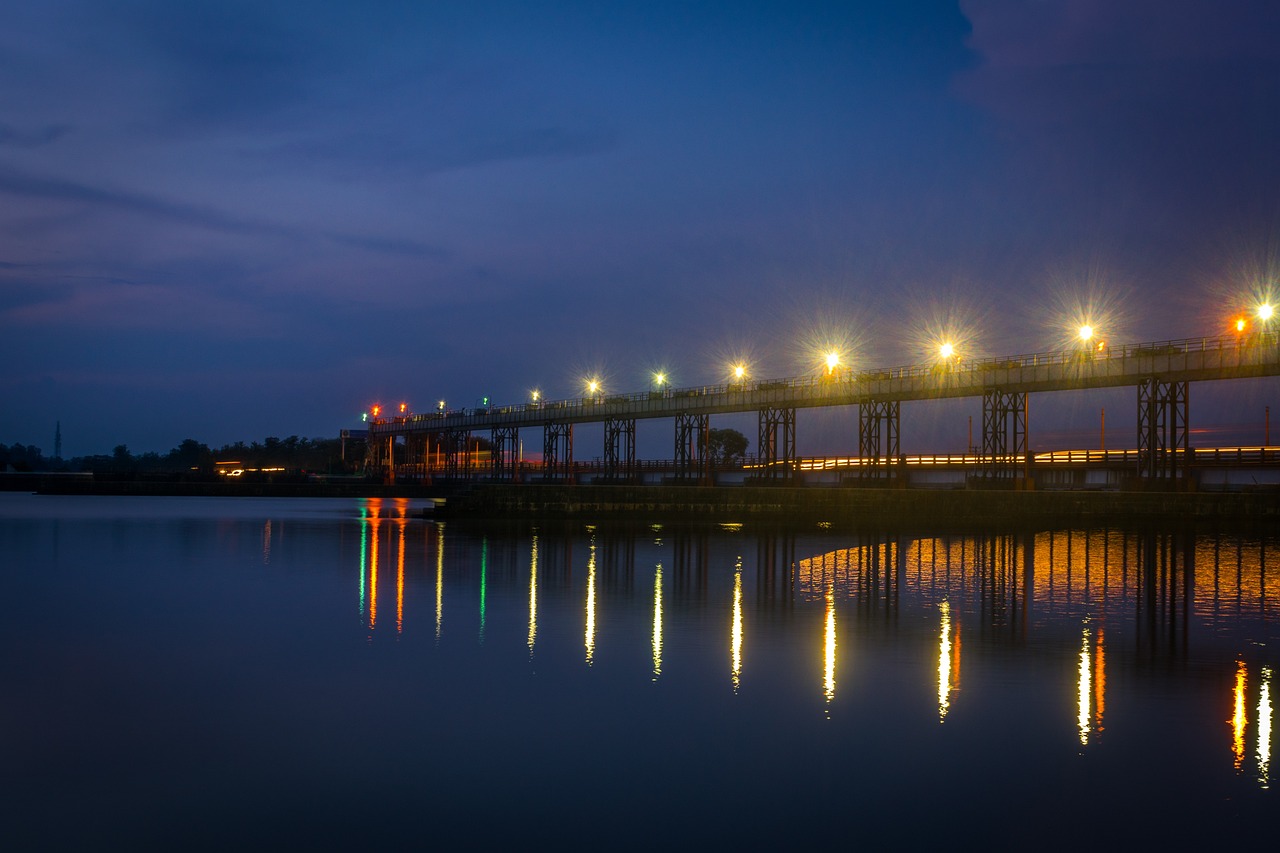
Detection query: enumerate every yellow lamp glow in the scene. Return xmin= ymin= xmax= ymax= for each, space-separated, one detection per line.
xmin=1078 ymin=325 xmax=1094 ymax=342
xmin=733 ymin=364 xmax=746 ymax=380
xmin=825 ymin=352 xmax=840 ymax=372
xmin=939 ymin=342 xmax=954 ymax=360
xmin=1260 ymin=303 xmax=1275 ymax=321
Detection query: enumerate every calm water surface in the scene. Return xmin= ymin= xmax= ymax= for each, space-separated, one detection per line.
xmin=2 ymin=493 xmax=1276 ymax=849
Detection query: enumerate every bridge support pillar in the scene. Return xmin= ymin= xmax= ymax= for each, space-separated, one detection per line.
xmin=674 ymin=412 xmax=710 ymax=482
xmin=982 ymin=389 xmax=1027 ymax=483
xmin=442 ymin=429 xmax=470 ymax=479
xmin=490 ymin=426 xmax=519 ymax=481
xmin=543 ymin=422 xmax=573 ymax=482
xmin=858 ymin=400 xmax=900 ymax=483
xmin=604 ymin=418 xmax=637 ymax=481
xmin=757 ymin=406 xmax=797 ymax=483
xmin=1137 ymin=378 xmax=1189 ymax=484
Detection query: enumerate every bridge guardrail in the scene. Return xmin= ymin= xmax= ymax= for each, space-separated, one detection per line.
xmin=369 ymin=330 xmax=1279 ymax=430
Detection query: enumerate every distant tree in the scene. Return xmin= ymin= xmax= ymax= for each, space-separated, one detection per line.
xmin=708 ymin=428 xmax=749 ymax=465
xmin=168 ymin=438 xmax=212 ymax=472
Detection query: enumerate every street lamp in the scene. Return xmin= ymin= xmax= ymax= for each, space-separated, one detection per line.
xmin=437 ymin=400 xmax=446 ymax=412
xmin=824 ymin=351 xmax=840 ymax=375
xmin=531 ymin=389 xmax=541 ymax=403
xmin=938 ymin=342 xmax=955 ymax=360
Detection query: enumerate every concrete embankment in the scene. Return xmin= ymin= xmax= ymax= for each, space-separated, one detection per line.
xmin=439 ymin=483 xmax=1280 ymax=528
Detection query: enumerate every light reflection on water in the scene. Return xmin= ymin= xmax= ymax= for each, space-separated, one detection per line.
xmin=4 ymin=493 xmax=1277 ymax=848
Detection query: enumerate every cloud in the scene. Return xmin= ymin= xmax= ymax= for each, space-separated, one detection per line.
xmin=0 ymin=162 xmax=294 ymax=237
xmin=0 ymin=122 xmax=71 ymax=148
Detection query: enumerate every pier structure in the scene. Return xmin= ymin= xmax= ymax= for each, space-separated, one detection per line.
xmin=364 ymin=331 xmax=1280 ymax=488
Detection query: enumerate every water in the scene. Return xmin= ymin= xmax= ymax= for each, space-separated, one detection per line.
xmin=2 ymin=493 xmax=1275 ymax=849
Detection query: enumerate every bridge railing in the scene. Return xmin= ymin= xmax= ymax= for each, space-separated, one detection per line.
xmin=370 ymin=330 xmax=1278 ymax=427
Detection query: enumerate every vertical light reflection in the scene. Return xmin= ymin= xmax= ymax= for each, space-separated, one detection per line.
xmin=1093 ymin=628 xmax=1106 ymax=734
xmin=1232 ymin=661 xmax=1248 ymax=771
xmin=262 ymin=519 xmax=272 ymax=564
xmin=652 ymin=564 xmax=664 ymax=680
xmin=395 ymin=517 xmax=406 ymax=635
xmin=479 ymin=538 xmax=488 ymax=645
xmin=1077 ymin=627 xmax=1091 ymax=745
xmin=1259 ymin=666 xmax=1273 ymax=789
xmin=823 ymin=580 xmax=836 ymax=711
xmin=731 ymin=558 xmax=743 ymax=693
xmin=528 ymin=534 xmax=539 ymax=656
xmin=434 ymin=523 xmax=445 ymax=641
xmin=937 ymin=600 xmax=952 ymax=722
xmin=358 ymin=506 xmax=368 ymax=617
xmin=585 ymin=536 xmax=597 ymax=665
xmin=368 ymin=505 xmax=380 ymax=630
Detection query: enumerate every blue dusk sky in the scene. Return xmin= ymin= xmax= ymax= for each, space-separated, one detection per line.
xmin=2 ymin=0 xmax=1278 ymax=457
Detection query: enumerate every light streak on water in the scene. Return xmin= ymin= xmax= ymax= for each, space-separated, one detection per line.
xmin=1232 ymin=661 xmax=1248 ymax=771
xmin=731 ymin=558 xmax=743 ymax=693
xmin=479 ymin=538 xmax=487 ymax=645
xmin=938 ymin=600 xmax=952 ymax=722
xmin=823 ymin=582 xmax=836 ymax=710
xmin=1077 ymin=626 xmax=1092 ymax=746
xmin=358 ymin=506 xmax=367 ymax=617
xmin=528 ymin=534 xmax=538 ymax=656
xmin=435 ymin=523 xmax=444 ymax=641
xmin=396 ymin=517 xmax=406 ymax=635
xmin=1259 ymin=667 xmax=1273 ymax=789
xmin=585 ymin=536 xmax=597 ymax=665
xmin=652 ymin=564 xmax=663 ymax=680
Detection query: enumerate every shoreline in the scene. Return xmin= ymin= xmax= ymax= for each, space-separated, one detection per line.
xmin=6 ymin=474 xmax=1277 ymax=528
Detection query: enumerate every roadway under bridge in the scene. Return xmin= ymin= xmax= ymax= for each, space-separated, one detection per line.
xmin=360 ymin=331 xmax=1280 ymax=488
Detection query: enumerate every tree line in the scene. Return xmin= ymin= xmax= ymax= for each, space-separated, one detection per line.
xmin=1 ymin=435 xmax=365 ymax=476
xmin=3 ymin=427 xmax=750 ymax=475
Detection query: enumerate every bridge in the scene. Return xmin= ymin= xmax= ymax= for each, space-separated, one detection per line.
xmin=360 ymin=330 xmax=1280 ymax=487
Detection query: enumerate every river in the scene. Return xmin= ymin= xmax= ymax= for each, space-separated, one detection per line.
xmin=2 ymin=493 xmax=1274 ymax=849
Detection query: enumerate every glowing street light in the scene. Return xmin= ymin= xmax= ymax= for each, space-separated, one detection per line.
xmin=437 ymin=400 xmax=446 ymax=412
xmin=653 ymin=371 xmax=666 ymax=388
xmin=371 ymin=404 xmax=382 ymax=418
xmin=1260 ymin=303 xmax=1275 ymax=323
xmin=824 ymin=351 xmax=840 ymax=374
xmin=531 ymin=389 xmax=541 ymax=403
xmin=586 ymin=378 xmax=601 ymax=397
xmin=1236 ymin=317 xmax=1248 ymax=333
xmin=938 ymin=342 xmax=955 ymax=360
xmin=733 ymin=364 xmax=747 ymax=381
xmin=1078 ymin=325 xmax=1094 ymax=343
xmin=399 ymin=402 xmax=407 ymax=414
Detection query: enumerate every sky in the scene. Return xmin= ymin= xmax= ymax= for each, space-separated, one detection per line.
xmin=3 ymin=0 xmax=1279 ymax=457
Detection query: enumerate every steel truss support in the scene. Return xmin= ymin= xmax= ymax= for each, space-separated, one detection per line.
xmin=858 ymin=400 xmax=900 ymax=480
xmin=674 ymin=412 xmax=710 ymax=482
xmin=543 ymin=422 xmax=573 ymax=481
xmin=757 ymin=406 xmax=797 ymax=482
xmin=442 ymin=428 xmax=471 ymax=478
xmin=603 ymin=417 xmax=637 ymax=481
xmin=490 ymin=426 xmax=520 ymax=481
xmin=982 ymin=389 xmax=1027 ymax=481
xmin=1137 ymin=378 xmax=1189 ymax=481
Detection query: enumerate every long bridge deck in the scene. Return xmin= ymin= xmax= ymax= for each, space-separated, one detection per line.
xmin=368 ymin=331 xmax=1279 ymax=435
